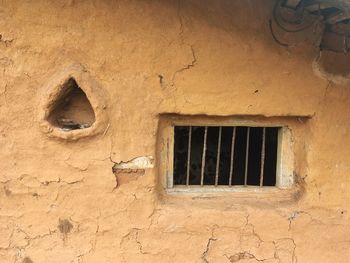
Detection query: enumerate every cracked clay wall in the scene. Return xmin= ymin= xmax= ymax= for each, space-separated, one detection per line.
xmin=1 ymin=0 xmax=350 ymax=262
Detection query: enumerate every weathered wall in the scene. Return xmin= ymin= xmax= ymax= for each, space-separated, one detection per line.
xmin=1 ymin=0 xmax=350 ymax=262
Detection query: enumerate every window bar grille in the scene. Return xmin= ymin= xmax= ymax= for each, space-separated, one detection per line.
xmin=228 ymin=127 xmax=236 ymax=186
xmin=186 ymin=126 xmax=192 ymax=186
xmin=259 ymin=127 xmax=266 ymax=187
xmin=200 ymin=126 xmax=208 ymax=186
xmin=244 ymin=127 xmax=250 ymax=186
xmin=215 ymin=127 xmax=222 ymax=186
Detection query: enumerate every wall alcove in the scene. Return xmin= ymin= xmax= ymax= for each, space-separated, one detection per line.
xmin=39 ymin=64 xmax=109 ymax=140
xmin=313 ymin=51 xmax=350 ymax=85
xmin=47 ymin=78 xmax=96 ymax=131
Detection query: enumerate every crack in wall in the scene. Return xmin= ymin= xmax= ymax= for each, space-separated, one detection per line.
xmin=120 ymin=228 xmax=150 ymax=255
xmin=157 ymin=0 xmax=198 ymax=91
xmin=1 ymin=177 xmax=84 ymax=200
xmin=201 ymin=226 xmax=218 ymax=263
xmin=287 ymin=210 xmax=325 ymax=231
xmin=170 ymin=45 xmax=197 ymax=87
xmin=1 ymin=209 xmax=341 ymax=263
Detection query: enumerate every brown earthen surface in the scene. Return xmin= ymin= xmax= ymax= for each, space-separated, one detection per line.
xmin=1 ymin=0 xmax=350 ymax=262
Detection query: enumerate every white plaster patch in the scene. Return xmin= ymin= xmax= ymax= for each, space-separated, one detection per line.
xmin=113 ymin=156 xmax=154 ymax=170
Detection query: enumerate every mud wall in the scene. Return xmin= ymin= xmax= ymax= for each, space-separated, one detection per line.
xmin=1 ymin=0 xmax=350 ymax=262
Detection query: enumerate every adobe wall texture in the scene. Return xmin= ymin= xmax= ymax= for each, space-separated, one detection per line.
xmin=0 ymin=0 xmax=350 ymax=262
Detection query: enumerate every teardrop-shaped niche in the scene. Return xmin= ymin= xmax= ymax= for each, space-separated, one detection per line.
xmin=47 ymin=78 xmax=96 ymax=131
xmin=316 ymin=51 xmax=350 ymax=83
xmin=39 ymin=64 xmax=108 ymax=140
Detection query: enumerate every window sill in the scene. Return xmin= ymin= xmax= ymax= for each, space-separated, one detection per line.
xmin=167 ymin=185 xmax=284 ymax=193
xmin=161 ymin=185 xmax=303 ymax=207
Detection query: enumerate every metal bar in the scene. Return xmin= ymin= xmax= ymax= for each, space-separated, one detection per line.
xmin=229 ymin=127 xmax=236 ymax=186
xmin=200 ymin=127 xmax=208 ymax=186
xmin=215 ymin=127 xmax=222 ymax=186
xmin=259 ymin=128 xmax=266 ymax=187
xmin=244 ymin=127 xmax=250 ymax=186
xmin=186 ymin=126 xmax=192 ymax=186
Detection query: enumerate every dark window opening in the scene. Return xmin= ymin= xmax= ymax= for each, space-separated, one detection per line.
xmin=47 ymin=78 xmax=96 ymax=131
xmin=173 ymin=126 xmax=279 ymax=187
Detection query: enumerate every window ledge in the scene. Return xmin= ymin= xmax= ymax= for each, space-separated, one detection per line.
xmin=167 ymin=185 xmax=290 ymax=194
xmin=161 ymin=185 xmax=303 ymax=207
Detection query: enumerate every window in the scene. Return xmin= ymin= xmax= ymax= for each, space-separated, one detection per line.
xmin=159 ymin=115 xmax=295 ymax=194
xmin=173 ymin=126 xmax=279 ymax=187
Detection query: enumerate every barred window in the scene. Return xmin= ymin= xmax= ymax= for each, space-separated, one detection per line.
xmin=173 ymin=126 xmax=280 ymax=188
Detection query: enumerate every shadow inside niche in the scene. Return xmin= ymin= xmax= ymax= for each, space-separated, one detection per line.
xmin=47 ymin=78 xmax=96 ymax=131
xmin=318 ymin=50 xmax=350 ymax=77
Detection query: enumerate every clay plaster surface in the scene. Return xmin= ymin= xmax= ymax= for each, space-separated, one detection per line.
xmin=0 ymin=0 xmax=350 ymax=262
